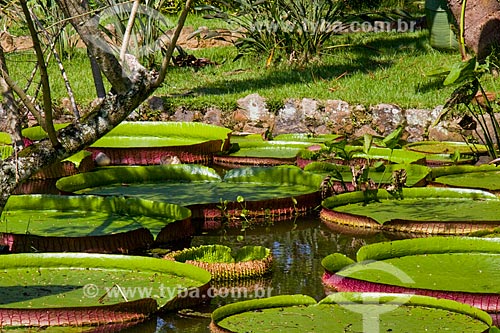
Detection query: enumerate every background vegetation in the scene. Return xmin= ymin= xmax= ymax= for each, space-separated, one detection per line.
xmin=2 ymin=0 xmax=499 ymax=114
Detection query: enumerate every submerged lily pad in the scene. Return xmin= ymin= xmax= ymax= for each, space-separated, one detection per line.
xmin=88 ymin=122 xmax=231 ymax=165
xmin=210 ymin=293 xmax=492 ymax=333
xmin=0 ymin=194 xmax=192 ymax=253
xmin=322 ymin=237 xmax=500 ymax=315
xmin=57 ymin=165 xmax=323 ymax=226
xmin=321 ymin=187 xmax=500 ymax=234
xmin=165 ymin=245 xmax=272 ymax=281
xmin=0 ymin=253 xmax=211 ymax=328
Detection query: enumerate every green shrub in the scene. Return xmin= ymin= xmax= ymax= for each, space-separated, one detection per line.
xmin=202 ymin=0 xmax=355 ymax=64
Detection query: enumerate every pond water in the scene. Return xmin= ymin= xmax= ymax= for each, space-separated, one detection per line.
xmin=12 ymin=173 xmax=403 ymax=332
xmin=132 ymin=216 xmax=393 ymax=333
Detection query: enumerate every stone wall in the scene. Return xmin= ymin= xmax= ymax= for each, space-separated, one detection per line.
xmin=139 ymin=93 xmax=490 ymax=142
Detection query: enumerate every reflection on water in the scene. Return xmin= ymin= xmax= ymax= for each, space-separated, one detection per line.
xmin=152 ymin=215 xmax=389 ymax=333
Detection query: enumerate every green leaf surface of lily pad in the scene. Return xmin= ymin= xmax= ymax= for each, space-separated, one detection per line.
xmin=323 ymin=188 xmax=500 ymax=224
xmin=212 ymin=293 xmax=491 ymax=333
xmin=332 ymin=238 xmax=500 ymax=295
xmin=0 ymin=252 xmax=210 ymax=309
xmin=227 ymin=140 xmax=318 ymax=159
xmin=434 ymin=170 xmax=500 ymax=191
xmin=58 ymin=166 xmax=322 ymax=206
xmin=90 ymin=122 xmax=231 ymax=148
xmin=1 ymin=195 xmax=190 ymax=238
xmin=405 ymin=141 xmax=487 ymax=155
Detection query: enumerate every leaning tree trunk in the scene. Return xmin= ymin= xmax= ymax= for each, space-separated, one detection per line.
xmin=0 ymin=0 xmax=160 ymax=214
xmin=447 ymin=0 xmax=500 ymax=60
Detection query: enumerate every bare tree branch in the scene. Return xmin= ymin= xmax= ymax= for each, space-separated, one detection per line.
xmin=154 ymin=0 xmax=192 ymax=87
xmin=89 ymin=49 xmax=107 ymax=99
xmin=20 ymin=0 xmax=60 ymax=148
xmin=31 ymin=10 xmax=80 ymax=120
xmin=120 ymin=0 xmax=141 ymax=63
xmin=0 ymin=59 xmax=45 ymax=128
xmin=0 ymin=45 xmax=23 ymax=146
xmin=55 ymin=0 xmax=133 ymax=92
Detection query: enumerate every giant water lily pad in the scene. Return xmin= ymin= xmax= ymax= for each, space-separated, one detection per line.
xmin=0 ymin=194 xmax=192 ymax=253
xmin=57 ymin=165 xmax=323 ymax=226
xmin=321 ymin=187 xmax=500 ymax=234
xmin=404 ymin=141 xmax=487 ymax=166
xmin=322 ymin=237 xmax=500 ymax=317
xmin=405 ymin=141 xmax=487 ymax=155
xmin=0 ymin=253 xmax=211 ymax=328
xmin=325 ymin=146 xmax=427 ymax=164
xmin=165 ymin=245 xmax=272 ymax=281
xmin=210 ymin=293 xmax=493 ymax=333
xmin=431 ymin=165 xmax=500 ymax=193
xmin=273 ymin=133 xmax=343 ymax=143
xmin=215 ymin=139 xmax=318 ymax=167
xmin=88 ymin=121 xmax=231 ymax=165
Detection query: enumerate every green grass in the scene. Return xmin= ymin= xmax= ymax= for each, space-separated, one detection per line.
xmin=5 ymin=27 xmax=499 ymax=113
xmin=158 ymin=30 xmax=477 ymax=110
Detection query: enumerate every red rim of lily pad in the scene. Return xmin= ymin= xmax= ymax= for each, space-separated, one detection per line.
xmin=164 ymin=245 xmax=273 ymax=281
xmin=0 ymin=253 xmax=212 ymax=328
xmin=0 ymin=195 xmax=194 ymax=253
xmin=0 ymin=298 xmax=157 ymax=328
xmin=87 ymin=122 xmax=231 ymax=166
xmin=88 ymin=144 xmax=218 ymax=166
xmin=194 ymin=191 xmax=321 ymax=230
xmin=0 ymin=228 xmax=154 ymax=254
xmin=30 ymin=153 xmax=95 ymax=180
xmin=321 ymin=188 xmax=500 ymax=235
xmin=321 ymin=237 xmax=500 ymax=322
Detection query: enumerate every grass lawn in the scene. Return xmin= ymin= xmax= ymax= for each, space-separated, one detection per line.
xmin=4 ymin=19 xmax=500 ymax=112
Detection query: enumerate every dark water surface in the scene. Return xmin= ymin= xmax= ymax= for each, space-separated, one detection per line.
xmin=138 ymin=216 xmax=391 ymax=333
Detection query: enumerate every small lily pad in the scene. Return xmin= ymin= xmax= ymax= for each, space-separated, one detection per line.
xmin=165 ymin=245 xmax=272 ymax=281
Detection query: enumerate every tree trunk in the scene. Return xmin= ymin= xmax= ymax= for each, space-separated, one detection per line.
xmin=0 ymin=70 xmax=156 ymax=213
xmin=447 ymin=0 xmax=500 ymax=60
xmin=0 ymin=0 xmax=162 ymax=214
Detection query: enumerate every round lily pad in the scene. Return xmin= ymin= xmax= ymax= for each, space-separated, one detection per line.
xmin=344 ymin=146 xmax=427 ymax=164
xmin=405 ymin=141 xmax=487 ymax=155
xmin=0 ymin=194 xmax=192 ymax=253
xmin=87 ymin=121 xmax=231 ymax=165
xmin=0 ymin=253 xmax=211 ymax=328
xmin=433 ymin=169 xmax=500 ymax=193
xmin=210 ymin=293 xmax=492 ymax=333
xmin=165 ymin=245 xmax=272 ymax=281
xmin=322 ymin=237 xmax=500 ymax=315
xmin=214 ymin=140 xmax=316 ymax=167
xmin=321 ymin=187 xmax=500 ymax=235
xmin=57 ymin=165 xmax=323 ymax=227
